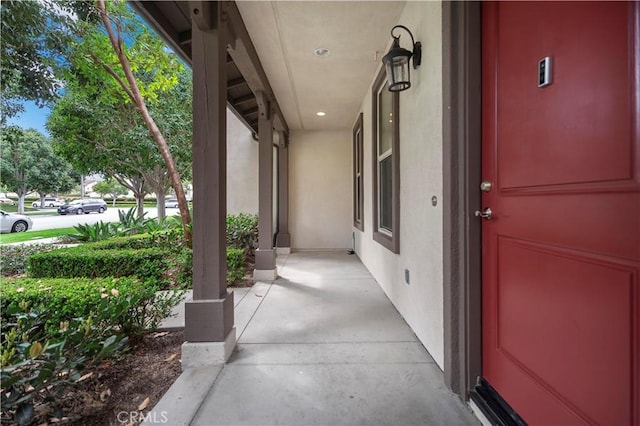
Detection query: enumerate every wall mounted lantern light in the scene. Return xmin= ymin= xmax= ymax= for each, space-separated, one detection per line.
xmin=382 ymin=25 xmax=422 ymax=92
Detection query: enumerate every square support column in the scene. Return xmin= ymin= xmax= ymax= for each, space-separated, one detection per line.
xmin=254 ymin=92 xmax=277 ymax=281
xmin=275 ymin=131 xmax=291 ymax=254
xmin=186 ymin=1 xmax=234 ymax=362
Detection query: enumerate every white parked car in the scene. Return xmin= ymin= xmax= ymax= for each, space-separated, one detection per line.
xmin=0 ymin=210 xmax=33 ymax=233
xmin=0 ymin=197 xmax=16 ymax=205
xmin=32 ymin=198 xmax=65 ymax=208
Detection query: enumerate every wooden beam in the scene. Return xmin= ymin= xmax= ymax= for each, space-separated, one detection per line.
xmin=243 ymin=106 xmax=259 ymax=117
xmin=223 ymin=2 xmax=289 ymax=134
xmin=190 ymin=1 xmax=214 ymax=31
xmin=178 ymin=29 xmax=192 ymax=45
xmin=227 ymin=102 xmax=258 ymax=135
xmin=187 ymin=0 xmax=234 ymax=342
xmin=231 ymin=93 xmax=255 ymax=107
xmin=227 ymin=77 xmax=247 ymax=90
xmin=254 ymin=90 xmax=276 ymax=274
xmin=276 ymin=131 xmax=291 ymax=248
xmin=129 ymin=1 xmax=191 ymax=65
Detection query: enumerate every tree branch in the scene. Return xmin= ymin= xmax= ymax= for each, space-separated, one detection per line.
xmin=88 ymin=52 xmax=135 ymax=101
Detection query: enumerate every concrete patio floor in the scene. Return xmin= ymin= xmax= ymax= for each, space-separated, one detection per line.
xmin=148 ymin=252 xmax=479 ymax=426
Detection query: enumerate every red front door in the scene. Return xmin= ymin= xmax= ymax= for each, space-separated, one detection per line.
xmin=481 ymin=2 xmax=639 ymax=424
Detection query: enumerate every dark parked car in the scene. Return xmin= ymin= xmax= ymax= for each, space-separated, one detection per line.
xmin=58 ymin=199 xmax=107 ymax=215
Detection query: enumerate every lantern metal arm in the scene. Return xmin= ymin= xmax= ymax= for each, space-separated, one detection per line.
xmin=390 ymin=25 xmax=421 ymax=69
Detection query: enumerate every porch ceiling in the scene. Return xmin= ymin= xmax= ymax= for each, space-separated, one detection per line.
xmin=132 ymin=1 xmax=406 ymax=133
xmin=236 ymin=1 xmax=405 ymax=130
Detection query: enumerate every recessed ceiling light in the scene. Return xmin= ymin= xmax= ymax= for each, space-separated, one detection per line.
xmin=316 ymin=111 xmax=326 ymax=117
xmin=314 ymin=47 xmax=330 ymax=57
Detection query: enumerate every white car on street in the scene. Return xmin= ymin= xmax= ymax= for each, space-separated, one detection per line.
xmin=32 ymin=198 xmax=65 ymax=208
xmin=0 ymin=210 xmax=33 ymax=233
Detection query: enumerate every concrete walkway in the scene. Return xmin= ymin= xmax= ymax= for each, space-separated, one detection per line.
xmin=149 ymin=252 xmax=479 ymax=426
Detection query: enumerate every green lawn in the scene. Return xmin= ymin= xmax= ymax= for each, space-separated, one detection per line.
xmin=0 ymin=227 xmax=77 ymax=245
xmin=0 ymin=204 xmax=38 ymax=213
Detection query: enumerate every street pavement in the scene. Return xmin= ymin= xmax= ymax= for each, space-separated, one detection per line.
xmin=28 ymin=206 xmax=178 ymax=231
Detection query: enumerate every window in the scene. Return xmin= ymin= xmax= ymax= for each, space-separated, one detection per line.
xmin=353 ymin=113 xmax=364 ymax=231
xmin=372 ymin=67 xmax=399 ymax=253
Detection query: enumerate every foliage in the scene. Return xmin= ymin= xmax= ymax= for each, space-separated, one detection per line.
xmin=227 ymin=213 xmax=259 ymax=257
xmin=67 ymin=209 xmax=182 ymax=242
xmin=1 ymin=0 xmax=71 ymax=117
xmin=70 ymin=220 xmax=120 ymax=243
xmin=93 ymin=178 xmax=127 ymax=205
xmin=90 ymin=228 xmax=184 ymax=252
xmin=27 ymin=247 xmax=169 ymax=283
xmin=0 ymin=127 xmax=75 ymax=213
xmin=46 ymin=0 xmax=193 ymax=227
xmin=48 ymin=69 xmax=193 ymax=220
xmin=226 ymin=248 xmax=247 ymax=284
xmin=1 ymin=277 xmax=184 ymax=340
xmin=0 ymin=303 xmax=127 ymax=425
xmin=170 ymin=247 xmax=193 ymax=289
xmin=0 ymin=272 xmax=184 ymax=423
xmin=116 ymin=207 xmax=150 ymax=236
xmin=0 ymin=244 xmax=54 ymax=276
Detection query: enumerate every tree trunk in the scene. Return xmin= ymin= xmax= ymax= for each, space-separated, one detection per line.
xmin=155 ymin=186 xmax=166 ymax=221
xmin=112 ymin=173 xmax=146 ymax=217
xmin=136 ymin=195 xmax=145 ymax=217
xmin=17 ymin=189 xmax=26 ymax=215
xmin=97 ymin=0 xmax=192 ymax=247
xmin=38 ymin=192 xmax=46 ymax=208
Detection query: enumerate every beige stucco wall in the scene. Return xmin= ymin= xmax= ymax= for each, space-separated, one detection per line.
xmin=354 ymin=1 xmax=445 ymax=368
xmin=289 ymin=129 xmax=352 ymax=249
xmin=227 ymin=109 xmax=258 ymax=215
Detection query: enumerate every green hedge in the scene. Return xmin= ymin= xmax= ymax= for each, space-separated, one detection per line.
xmin=87 ymin=230 xmax=182 ymax=252
xmin=0 ymin=244 xmax=54 ymax=276
xmin=0 ymin=277 xmax=183 ymax=338
xmin=227 ymin=213 xmax=258 ymax=257
xmin=226 ymin=247 xmax=246 ymax=283
xmin=27 ymin=247 xmax=168 ymax=281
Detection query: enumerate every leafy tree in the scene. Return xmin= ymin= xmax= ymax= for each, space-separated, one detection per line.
xmin=45 ymin=0 xmax=192 ymax=243
xmin=47 ymin=91 xmax=151 ymax=217
xmin=1 ymin=0 xmax=63 ymax=114
xmin=113 ymin=174 xmax=148 ymax=214
xmin=0 ymin=0 xmax=99 ymax=120
xmin=0 ymin=127 xmax=70 ymax=213
xmin=93 ymin=178 xmax=127 ymax=206
xmin=32 ymin=161 xmax=77 ymax=209
xmin=93 ymin=0 xmax=192 ymax=244
xmin=48 ymin=67 xmax=192 ymax=220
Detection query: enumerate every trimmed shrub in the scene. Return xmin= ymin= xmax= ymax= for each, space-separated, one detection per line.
xmin=0 ymin=244 xmax=55 ymax=277
xmin=0 ymin=277 xmax=184 ymax=340
xmin=169 ymin=247 xmax=193 ymax=289
xmin=226 ymin=248 xmax=246 ymax=284
xmin=27 ymin=247 xmax=168 ymax=282
xmin=167 ymin=247 xmax=246 ymax=287
xmin=226 ymin=213 xmax=258 ymax=257
xmin=88 ymin=228 xmax=184 ymax=252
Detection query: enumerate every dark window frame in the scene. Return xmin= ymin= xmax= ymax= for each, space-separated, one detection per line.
xmin=371 ymin=67 xmax=400 ymax=253
xmin=353 ymin=113 xmax=364 ymax=231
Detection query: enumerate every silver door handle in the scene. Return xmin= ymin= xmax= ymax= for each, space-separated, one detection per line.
xmin=474 ymin=207 xmax=492 ymax=220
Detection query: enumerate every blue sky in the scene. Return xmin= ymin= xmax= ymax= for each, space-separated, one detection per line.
xmin=7 ymin=101 xmax=50 ymax=135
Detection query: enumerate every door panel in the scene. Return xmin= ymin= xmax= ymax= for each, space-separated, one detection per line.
xmin=481 ymin=2 xmax=639 ymax=424
xmin=496 ymin=2 xmax=631 ymax=189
